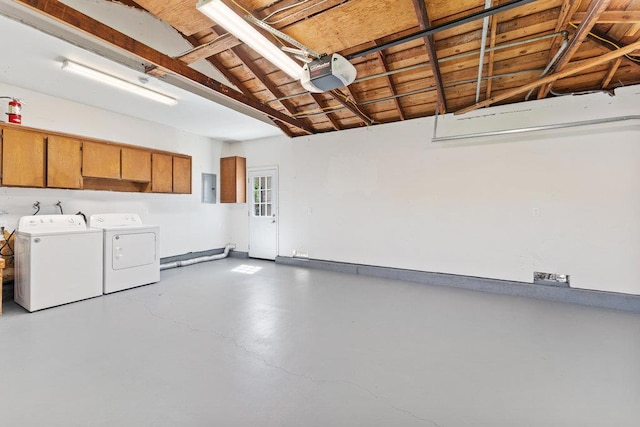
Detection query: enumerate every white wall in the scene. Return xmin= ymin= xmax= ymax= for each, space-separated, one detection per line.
xmin=228 ymin=87 xmax=640 ymax=295
xmin=0 ymin=82 xmax=229 ymax=257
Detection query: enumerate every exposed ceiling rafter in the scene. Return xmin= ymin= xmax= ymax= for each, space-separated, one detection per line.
xmin=485 ymin=1 xmax=499 ymax=100
xmin=375 ymin=46 xmax=405 ymax=120
xmin=457 ymin=37 xmax=640 ymax=115
xmin=14 ymin=0 xmax=314 ymax=135
xmin=537 ymin=0 xmax=612 ymax=99
xmin=601 ymin=57 xmax=622 ymax=88
xmin=230 ymin=44 xmax=313 ymax=134
xmin=411 ymin=0 xmax=447 ymax=114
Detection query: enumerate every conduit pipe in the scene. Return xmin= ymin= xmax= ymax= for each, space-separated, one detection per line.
xmin=431 ymin=115 xmax=640 ymax=143
xmin=525 ymin=31 xmax=570 ymax=100
xmin=475 ymin=0 xmax=492 ymax=103
xmin=160 ymin=244 xmax=236 ymax=271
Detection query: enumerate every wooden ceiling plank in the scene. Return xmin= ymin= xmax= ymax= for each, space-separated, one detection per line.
xmin=485 ymin=1 xmax=499 ymax=99
xmin=132 ymin=0 xmax=214 ymax=36
xmin=411 ymin=0 xmax=447 ymax=114
xmin=15 ymin=0 xmax=314 ymax=134
xmin=231 ymin=46 xmax=298 ymax=115
xmin=456 ymin=37 xmax=640 ymax=114
xmin=572 ymin=10 xmax=640 ymax=23
xmin=176 ymin=33 xmax=242 ymax=64
xmin=376 ymin=51 xmax=406 ymax=120
xmin=259 ymin=0 xmax=346 ymax=29
xmin=600 ymin=57 xmax=623 ymax=88
xmin=309 ymin=94 xmax=342 ymax=131
xmin=284 ymin=0 xmax=419 ymax=54
xmin=537 ymin=0 xmax=612 ymax=98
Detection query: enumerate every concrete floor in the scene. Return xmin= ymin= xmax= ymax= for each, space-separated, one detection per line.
xmin=1 ymin=258 xmax=639 ymax=427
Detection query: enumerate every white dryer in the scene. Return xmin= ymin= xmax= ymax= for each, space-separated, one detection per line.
xmin=89 ymin=214 xmax=160 ymax=294
xmin=15 ymin=215 xmax=103 ymax=312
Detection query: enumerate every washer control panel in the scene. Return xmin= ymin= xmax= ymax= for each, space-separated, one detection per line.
xmin=18 ymin=215 xmax=87 ymax=232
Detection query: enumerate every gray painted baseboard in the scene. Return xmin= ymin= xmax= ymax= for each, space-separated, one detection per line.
xmin=229 ymin=250 xmax=249 ymax=259
xmin=275 ymin=256 xmax=640 ymax=313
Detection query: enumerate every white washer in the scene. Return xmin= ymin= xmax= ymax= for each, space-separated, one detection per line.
xmin=15 ymin=215 xmax=103 ymax=312
xmin=89 ymin=214 xmax=160 ymax=294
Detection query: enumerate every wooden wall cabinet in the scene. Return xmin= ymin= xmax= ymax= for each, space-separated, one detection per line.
xmin=0 ymin=123 xmax=191 ymax=194
xmin=1 ymin=127 xmax=45 ymax=187
xmin=220 ymin=156 xmax=246 ymax=203
xmin=151 ymin=153 xmax=173 ymax=193
xmin=47 ymin=135 xmax=82 ymax=189
xmin=122 ymin=147 xmax=151 ymax=182
xmin=172 ymin=156 xmax=191 ymax=194
xmin=82 ymin=141 xmax=121 ymax=179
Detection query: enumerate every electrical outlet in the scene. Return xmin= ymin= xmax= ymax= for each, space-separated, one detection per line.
xmin=534 ymin=271 xmax=570 ymax=286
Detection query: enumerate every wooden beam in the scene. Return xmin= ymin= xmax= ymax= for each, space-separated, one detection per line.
xmin=176 ymin=33 xmax=242 ymax=64
xmin=15 ymin=0 xmax=314 ymax=135
xmin=537 ymin=0 xmax=612 ymax=98
xmin=177 ymin=33 xmax=296 ymax=137
xmin=485 ymin=2 xmax=499 ymax=99
xmin=230 ymin=46 xmax=314 ymax=135
xmin=331 ymin=88 xmax=373 ymax=125
xmin=582 ymin=27 xmax=640 ymax=68
xmin=376 ymin=51 xmax=405 ymax=120
xmin=626 ymin=23 xmax=640 ymax=37
xmin=572 ymin=11 xmax=640 ymax=23
xmin=456 ymin=37 xmax=640 ymax=114
xmin=231 ymin=47 xmax=293 ymax=115
xmin=309 ymin=94 xmax=341 ymax=131
xmin=600 ymin=57 xmax=622 ymax=88
xmin=411 ymin=0 xmax=447 ymax=113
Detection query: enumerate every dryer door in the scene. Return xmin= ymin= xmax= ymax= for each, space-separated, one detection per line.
xmin=112 ymin=232 xmax=157 ymax=270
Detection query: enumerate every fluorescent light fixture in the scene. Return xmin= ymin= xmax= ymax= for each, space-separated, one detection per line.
xmin=61 ymin=60 xmax=178 ymax=106
xmin=196 ymin=0 xmax=302 ymax=80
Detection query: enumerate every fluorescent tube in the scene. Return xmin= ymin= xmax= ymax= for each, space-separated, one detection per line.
xmin=61 ymin=60 xmax=178 ymax=106
xmin=196 ymin=0 xmax=303 ymax=80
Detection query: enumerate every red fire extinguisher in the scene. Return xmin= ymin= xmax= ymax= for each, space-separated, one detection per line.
xmin=1 ymin=97 xmax=23 ymax=124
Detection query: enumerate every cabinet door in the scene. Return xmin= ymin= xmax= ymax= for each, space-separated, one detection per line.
xmin=1 ymin=127 xmax=45 ymax=187
xmin=82 ymin=141 xmax=121 ymax=179
xmin=172 ymin=156 xmax=191 ymax=194
xmin=121 ymin=147 xmax=151 ymax=182
xmin=151 ymin=153 xmax=173 ymax=193
xmin=220 ymin=156 xmax=246 ymax=203
xmin=47 ymin=135 xmax=82 ymax=189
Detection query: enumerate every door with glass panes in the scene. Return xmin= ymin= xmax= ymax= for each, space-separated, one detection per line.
xmin=248 ymin=168 xmax=278 ymax=260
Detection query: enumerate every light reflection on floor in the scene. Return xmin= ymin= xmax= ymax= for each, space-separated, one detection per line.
xmin=231 ymin=264 xmax=263 ymax=274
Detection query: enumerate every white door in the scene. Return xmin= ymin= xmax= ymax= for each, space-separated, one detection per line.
xmin=249 ymin=168 xmax=278 ymax=260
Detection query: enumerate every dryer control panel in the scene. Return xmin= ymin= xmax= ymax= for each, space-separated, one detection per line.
xmin=89 ymin=213 xmax=143 ymax=228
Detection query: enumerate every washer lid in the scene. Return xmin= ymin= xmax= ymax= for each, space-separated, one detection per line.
xmin=17 ymin=215 xmax=90 ymax=233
